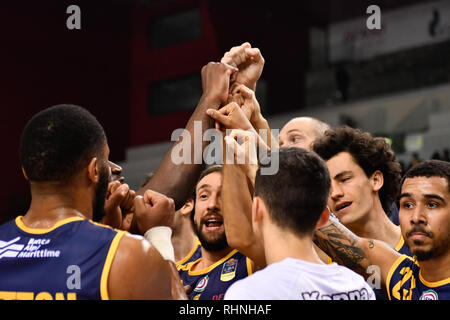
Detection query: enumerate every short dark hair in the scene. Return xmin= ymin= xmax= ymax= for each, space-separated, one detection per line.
xmin=401 ymin=160 xmax=450 ymax=191
xmin=254 ymin=148 xmax=331 ymax=235
xmin=20 ymin=104 xmax=106 ymax=182
xmin=312 ymin=126 xmax=401 ymax=216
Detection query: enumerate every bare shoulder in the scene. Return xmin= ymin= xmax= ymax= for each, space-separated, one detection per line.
xmin=107 ymin=233 xmax=172 ymax=299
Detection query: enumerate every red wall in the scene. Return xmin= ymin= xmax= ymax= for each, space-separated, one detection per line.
xmin=0 ymin=0 xmax=311 ymax=224
xmin=0 ymin=1 xmax=132 ymax=223
xmin=129 ymin=0 xmax=221 ymax=146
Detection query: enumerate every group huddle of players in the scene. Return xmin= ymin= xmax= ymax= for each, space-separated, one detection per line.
xmin=0 ymin=43 xmax=449 ymax=300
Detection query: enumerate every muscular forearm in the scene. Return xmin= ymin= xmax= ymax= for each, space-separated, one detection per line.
xmin=252 ymin=117 xmax=278 ymax=150
xmin=313 ymin=216 xmax=372 ymax=276
xmin=138 ymin=95 xmax=219 ymax=209
xmin=222 ymin=161 xmax=266 ymax=267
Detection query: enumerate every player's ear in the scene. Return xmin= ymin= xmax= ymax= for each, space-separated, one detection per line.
xmin=315 ymin=206 xmax=330 ymax=229
xmin=252 ymin=196 xmax=265 ymax=224
xmin=180 ymin=198 xmax=194 ymax=217
xmin=87 ymin=157 xmax=99 ymax=184
xmin=370 ymin=170 xmax=384 ymax=192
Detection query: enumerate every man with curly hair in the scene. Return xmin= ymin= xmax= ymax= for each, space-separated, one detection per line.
xmin=312 ymin=126 xmax=410 ymax=256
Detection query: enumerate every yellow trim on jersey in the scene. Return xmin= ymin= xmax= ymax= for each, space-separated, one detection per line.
xmin=15 ymin=216 xmax=85 ymax=234
xmin=246 ymin=258 xmax=253 ymax=276
xmin=326 ymin=256 xmax=333 ymax=264
xmin=419 ymin=271 xmax=450 ymax=288
xmin=394 ymin=235 xmax=405 ymax=252
xmin=100 ymin=230 xmax=126 ymax=300
xmin=186 ymin=249 xmax=239 ymax=276
xmin=176 ymin=237 xmax=201 ymax=266
xmin=385 ymin=254 xmax=412 ymax=300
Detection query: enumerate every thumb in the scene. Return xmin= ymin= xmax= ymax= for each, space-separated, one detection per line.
xmin=206 ymin=108 xmax=229 ymax=125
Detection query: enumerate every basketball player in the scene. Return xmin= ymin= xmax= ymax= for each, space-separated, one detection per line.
xmin=140 ymin=172 xmax=200 ymax=265
xmin=0 ymin=105 xmax=186 ymax=300
xmin=312 ymin=126 xmax=410 ymax=256
xmin=224 ymin=148 xmax=375 ymax=300
xmin=313 ymin=160 xmax=450 ymax=300
xmin=279 ymin=117 xmax=330 ymax=150
xmin=177 ymin=165 xmax=253 ymax=300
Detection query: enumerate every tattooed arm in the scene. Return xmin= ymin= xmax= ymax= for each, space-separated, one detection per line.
xmin=313 ymin=215 xmax=401 ymax=287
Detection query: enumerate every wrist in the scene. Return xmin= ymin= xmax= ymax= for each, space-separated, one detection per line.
xmin=144 ymin=226 xmax=175 ymax=263
xmin=200 ymin=94 xmax=222 ymax=109
xmin=251 ymin=115 xmax=267 ymax=130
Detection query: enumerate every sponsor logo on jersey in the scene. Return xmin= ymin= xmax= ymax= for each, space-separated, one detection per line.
xmin=0 ymin=237 xmax=25 ymax=259
xmin=420 ymin=289 xmax=438 ymax=300
xmin=194 ymin=275 xmax=209 ymax=293
xmin=220 ymin=258 xmax=237 ymax=282
xmin=0 ymin=237 xmax=60 ymax=259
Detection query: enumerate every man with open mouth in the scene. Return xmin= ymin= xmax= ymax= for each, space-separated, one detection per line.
xmin=177 ymin=165 xmax=254 ymax=300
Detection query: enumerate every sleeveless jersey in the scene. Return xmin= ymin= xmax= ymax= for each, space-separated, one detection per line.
xmin=178 ymin=249 xmax=252 ymax=300
xmin=386 ymin=254 xmax=450 ymax=300
xmin=175 ymin=237 xmax=202 ymax=267
xmin=394 ymin=236 xmax=412 ymax=256
xmin=0 ymin=216 xmax=125 ymax=300
xmin=373 ymin=235 xmax=412 ymax=300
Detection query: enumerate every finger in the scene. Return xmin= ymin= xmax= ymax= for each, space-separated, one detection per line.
xmin=224 ymin=136 xmax=238 ymax=163
xmin=206 ymin=108 xmax=230 ymax=125
xmin=143 ymin=189 xmax=168 ymax=207
xmin=232 ymin=84 xmax=254 ymax=99
xmin=121 ymin=189 xmax=136 ymax=212
xmin=223 ymin=64 xmax=239 ymax=76
xmin=228 ymin=128 xmax=248 ymax=141
xmin=133 ymin=195 xmax=146 ymax=216
xmin=227 ymin=46 xmax=246 ymax=66
xmin=107 ymin=180 xmax=121 ymax=198
xmin=244 ymin=47 xmax=264 ymax=64
xmin=105 ymin=183 xmax=129 ymax=211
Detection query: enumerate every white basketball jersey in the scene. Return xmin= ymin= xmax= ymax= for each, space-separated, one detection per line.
xmin=225 ymin=257 xmax=376 ymax=300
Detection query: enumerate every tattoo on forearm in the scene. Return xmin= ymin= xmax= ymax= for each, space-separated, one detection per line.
xmin=313 ymin=218 xmax=369 ymax=275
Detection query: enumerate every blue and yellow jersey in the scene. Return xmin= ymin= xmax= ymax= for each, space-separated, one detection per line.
xmin=394 ymin=236 xmax=412 ymax=256
xmin=178 ymin=249 xmax=253 ymax=300
xmin=386 ymin=255 xmax=450 ymax=300
xmin=0 ymin=216 xmax=125 ymax=300
xmin=175 ymin=238 xmax=202 ymax=268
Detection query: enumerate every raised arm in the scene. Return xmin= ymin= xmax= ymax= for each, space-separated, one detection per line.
xmin=137 ymin=62 xmax=238 ymax=212
xmin=222 ymin=130 xmax=266 ymax=268
xmin=221 ymin=42 xmax=264 ymax=92
xmin=313 ymin=215 xmax=401 ymax=288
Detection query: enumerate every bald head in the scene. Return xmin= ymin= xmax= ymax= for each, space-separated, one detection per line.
xmin=279 ymin=117 xmax=330 ymax=150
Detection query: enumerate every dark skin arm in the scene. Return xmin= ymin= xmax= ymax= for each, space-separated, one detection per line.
xmin=108 ymin=189 xmax=187 ymax=299
xmin=129 ymin=62 xmax=237 ymax=234
xmin=313 ymin=215 xmax=402 ymax=290
xmin=137 ymin=62 xmax=237 ymax=208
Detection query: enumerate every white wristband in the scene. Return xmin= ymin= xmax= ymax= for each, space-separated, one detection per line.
xmin=144 ymin=226 xmax=175 ymax=263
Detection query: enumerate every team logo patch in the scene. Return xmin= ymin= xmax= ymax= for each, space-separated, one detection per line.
xmin=420 ymin=290 xmax=438 ymax=300
xmin=193 ymin=275 xmax=209 ymax=293
xmin=220 ymin=258 xmax=238 ymax=282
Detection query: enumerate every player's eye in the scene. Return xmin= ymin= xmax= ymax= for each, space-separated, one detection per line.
xmin=427 ymin=201 xmax=439 ymax=208
xmin=401 ymin=201 xmax=414 ymax=209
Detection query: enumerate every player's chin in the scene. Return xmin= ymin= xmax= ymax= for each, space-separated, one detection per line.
xmin=410 ymin=244 xmax=434 ymax=261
